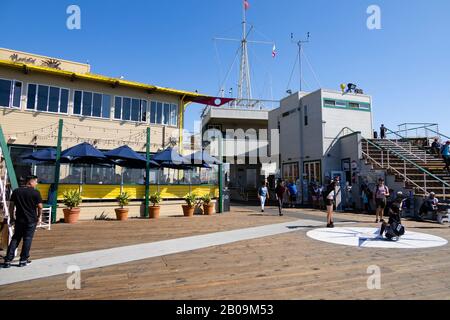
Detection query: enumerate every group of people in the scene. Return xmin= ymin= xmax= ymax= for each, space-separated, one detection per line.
xmin=430 ymin=139 xmax=450 ymax=173
xmin=258 ymin=179 xmax=298 ymax=216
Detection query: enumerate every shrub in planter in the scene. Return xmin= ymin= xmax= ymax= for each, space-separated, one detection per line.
xmin=182 ymin=193 xmax=198 ymax=217
xmin=149 ymin=192 xmax=162 ymax=219
xmin=201 ymin=194 xmax=214 ymax=215
xmin=62 ymin=189 xmax=82 ymax=224
xmin=115 ymin=192 xmax=130 ymax=221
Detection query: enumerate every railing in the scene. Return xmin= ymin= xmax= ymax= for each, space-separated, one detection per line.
xmin=334 ymin=127 xmax=449 ymax=198
xmin=201 ymin=98 xmax=280 ymax=119
xmin=362 ymin=139 xmax=449 ymax=198
xmin=384 ymin=127 xmax=429 ymax=163
xmin=397 ymin=123 xmax=440 ymax=138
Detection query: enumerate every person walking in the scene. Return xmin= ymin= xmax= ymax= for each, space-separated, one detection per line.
xmin=380 ymin=124 xmax=387 ymax=139
xmin=258 ymin=181 xmax=269 ymax=213
xmin=287 ymin=180 xmax=298 ymax=208
xmin=324 ymin=180 xmax=337 ymax=228
xmin=3 ymin=175 xmax=43 ymax=268
xmin=374 ymin=178 xmax=390 ymax=223
xmin=275 ymin=179 xmax=286 ymax=216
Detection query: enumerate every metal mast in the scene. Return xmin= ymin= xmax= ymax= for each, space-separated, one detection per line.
xmin=238 ymin=2 xmax=252 ymax=103
xmin=291 ymin=32 xmax=310 ymax=92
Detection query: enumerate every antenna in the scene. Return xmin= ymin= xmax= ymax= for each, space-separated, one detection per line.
xmin=291 ymin=32 xmax=310 ymax=92
xmin=213 ymin=1 xmax=274 ymax=107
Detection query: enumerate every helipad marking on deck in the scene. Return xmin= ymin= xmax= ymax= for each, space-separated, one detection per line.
xmin=307 ymin=227 xmax=448 ymax=249
xmin=0 ymin=219 xmax=326 ymax=286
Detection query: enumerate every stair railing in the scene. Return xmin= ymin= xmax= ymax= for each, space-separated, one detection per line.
xmin=384 ymin=128 xmax=428 ymax=164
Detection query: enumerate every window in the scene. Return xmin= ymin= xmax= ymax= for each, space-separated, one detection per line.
xmin=324 ymin=99 xmax=336 ymax=106
xmin=304 ymin=105 xmax=308 ymax=126
xmin=335 ymin=101 xmax=346 ymax=108
xmin=163 ymin=103 xmax=170 ymax=125
xmin=349 ymin=102 xmax=360 ymax=108
xmin=283 ymin=162 xmax=299 ymax=182
xmin=170 ymin=104 xmax=177 ymax=126
xmin=150 ymin=101 xmax=157 ymax=124
xmin=27 ymin=84 xmax=69 ymax=113
xmin=156 ymin=102 xmax=163 ymax=124
xmin=73 ymin=90 xmax=111 ymax=119
xmin=0 ymin=79 xmax=22 ymax=109
xmin=114 ymin=96 xmax=147 ymax=123
xmin=304 ymin=161 xmax=321 ymax=184
xmin=149 ymin=101 xmax=178 ymax=126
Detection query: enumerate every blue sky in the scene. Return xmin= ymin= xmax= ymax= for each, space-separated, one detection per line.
xmin=1 ymin=0 xmax=449 ymax=136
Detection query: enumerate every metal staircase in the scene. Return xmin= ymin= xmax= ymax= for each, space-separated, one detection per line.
xmin=362 ymin=127 xmax=450 ymax=199
xmin=0 ymin=126 xmax=18 ymax=251
xmin=333 ymin=127 xmax=450 ymax=200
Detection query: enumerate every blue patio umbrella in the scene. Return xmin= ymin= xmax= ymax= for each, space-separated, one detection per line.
xmin=60 ymin=142 xmax=113 ymax=188
xmin=184 ymin=150 xmax=221 ymax=167
xmin=104 ymin=145 xmax=160 ymax=192
xmin=152 ymin=147 xmax=192 ymax=169
xmin=104 ymin=145 xmax=159 ymax=169
xmin=22 ymin=148 xmax=56 ymax=163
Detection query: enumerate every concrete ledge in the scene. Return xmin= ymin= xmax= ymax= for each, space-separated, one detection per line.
xmin=56 ymin=200 xmax=218 ymax=221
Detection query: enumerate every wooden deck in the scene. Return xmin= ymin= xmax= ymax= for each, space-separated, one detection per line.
xmin=1 ymin=206 xmax=450 ymax=300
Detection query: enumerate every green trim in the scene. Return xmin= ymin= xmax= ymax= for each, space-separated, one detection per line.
xmin=0 ymin=126 xmax=19 ymax=190
xmin=144 ymin=127 xmax=151 ymax=218
xmin=51 ymin=119 xmax=63 ymax=223
xmin=322 ymin=98 xmax=371 ymax=112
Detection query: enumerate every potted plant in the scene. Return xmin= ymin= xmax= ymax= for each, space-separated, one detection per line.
xmin=201 ymin=194 xmax=214 ymax=215
xmin=115 ymin=192 xmax=130 ymax=221
xmin=62 ymin=189 xmax=82 ymax=224
xmin=149 ymin=192 xmax=162 ymax=219
xmin=182 ymin=193 xmax=198 ymax=217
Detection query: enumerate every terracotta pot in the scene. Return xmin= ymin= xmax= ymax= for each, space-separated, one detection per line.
xmin=182 ymin=205 xmax=195 ymax=217
xmin=63 ymin=208 xmax=80 ymax=224
xmin=203 ymin=203 xmax=215 ymax=215
xmin=149 ymin=206 xmax=160 ymax=219
xmin=115 ymin=208 xmax=129 ymax=221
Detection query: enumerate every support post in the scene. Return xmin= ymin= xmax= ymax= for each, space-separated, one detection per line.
xmin=218 ymin=135 xmax=224 ymax=213
xmin=145 ymin=127 xmax=151 ymax=218
xmin=51 ymin=119 xmax=63 ymax=223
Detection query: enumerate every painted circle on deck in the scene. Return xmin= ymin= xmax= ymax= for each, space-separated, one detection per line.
xmin=307 ymin=227 xmax=448 ymax=249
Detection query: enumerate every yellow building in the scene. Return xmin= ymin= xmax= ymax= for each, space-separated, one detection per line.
xmin=0 ymin=48 xmax=219 ymax=219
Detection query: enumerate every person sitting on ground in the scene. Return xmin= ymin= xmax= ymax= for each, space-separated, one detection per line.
xmin=431 ymin=138 xmax=441 ymax=155
xmin=379 ymin=191 xmax=406 ymax=241
xmin=419 ymin=192 xmax=439 ymax=219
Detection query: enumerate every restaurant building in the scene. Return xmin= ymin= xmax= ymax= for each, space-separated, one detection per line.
xmin=0 ymin=47 xmax=219 ymax=219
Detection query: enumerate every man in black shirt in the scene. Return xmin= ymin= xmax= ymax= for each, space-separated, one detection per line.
xmin=3 ymin=175 xmax=43 ymax=268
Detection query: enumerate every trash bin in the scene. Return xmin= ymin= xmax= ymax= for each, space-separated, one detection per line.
xmin=223 ymin=189 xmax=230 ymax=212
xmin=215 ymin=189 xmax=231 ymax=213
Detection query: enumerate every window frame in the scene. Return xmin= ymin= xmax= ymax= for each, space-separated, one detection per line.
xmin=113 ymin=95 xmax=148 ymax=124
xmin=0 ymin=78 xmax=23 ymax=109
xmin=26 ymin=82 xmax=70 ymax=115
xmin=149 ymin=100 xmax=179 ymax=127
xmin=73 ymin=89 xmax=112 ymax=120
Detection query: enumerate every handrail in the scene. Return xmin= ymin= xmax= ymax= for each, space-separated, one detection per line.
xmin=327 ymin=126 xmax=449 ymax=188
xmin=323 ymin=127 xmax=368 ymax=156
xmin=384 ymin=128 xmax=428 ymax=163
xmin=422 ymin=127 xmax=450 ymax=141
xmin=362 ymin=151 xmax=427 ymax=194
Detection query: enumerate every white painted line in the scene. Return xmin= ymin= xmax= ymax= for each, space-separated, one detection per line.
xmin=307 ymin=227 xmax=448 ymax=249
xmin=0 ymin=219 xmax=323 ymax=286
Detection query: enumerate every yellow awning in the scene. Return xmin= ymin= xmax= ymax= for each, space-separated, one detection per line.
xmin=0 ymin=59 xmax=208 ymax=102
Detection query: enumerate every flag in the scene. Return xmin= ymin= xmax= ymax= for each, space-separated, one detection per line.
xmin=244 ymin=0 xmax=250 ymax=10
xmin=272 ymin=44 xmax=277 ymax=58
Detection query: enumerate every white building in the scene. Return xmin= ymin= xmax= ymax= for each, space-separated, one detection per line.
xmin=269 ymin=89 xmax=373 ymax=193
